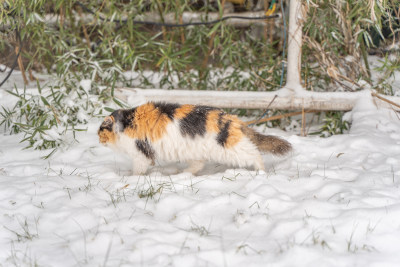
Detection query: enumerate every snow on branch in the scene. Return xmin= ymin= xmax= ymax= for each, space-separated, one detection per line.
xmin=133 ymin=10 xmax=276 ymax=27
xmin=0 ymin=10 xmax=277 ymax=31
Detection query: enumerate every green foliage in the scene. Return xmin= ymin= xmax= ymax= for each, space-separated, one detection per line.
xmin=0 ymin=0 xmax=286 ymax=154
xmin=374 ymin=54 xmax=400 ymax=95
xmin=303 ymin=0 xmax=400 ymax=92
xmin=312 ymin=111 xmax=350 ymax=137
xmin=0 ymin=80 xmax=103 ymax=157
xmin=0 ymin=0 xmax=284 ymax=91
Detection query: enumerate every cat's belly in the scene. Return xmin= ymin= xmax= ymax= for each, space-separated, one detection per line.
xmin=152 ymin=121 xmax=224 ymax=162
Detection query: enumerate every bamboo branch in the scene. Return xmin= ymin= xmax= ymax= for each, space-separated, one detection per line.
xmin=0 ymin=11 xmax=277 ymax=31
xmin=202 ymin=0 xmax=226 ymax=71
xmin=15 ymin=45 xmax=28 ymax=85
xmin=371 ymin=92 xmax=400 ymax=110
xmin=123 ymin=10 xmax=274 ymax=27
xmin=245 ymin=110 xmax=319 ymax=125
xmin=77 ymin=6 xmax=91 ymax=50
xmin=301 ymin=106 xmax=306 ymax=136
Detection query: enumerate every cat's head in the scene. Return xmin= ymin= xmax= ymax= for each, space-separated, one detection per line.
xmin=98 ymin=116 xmax=117 ymax=145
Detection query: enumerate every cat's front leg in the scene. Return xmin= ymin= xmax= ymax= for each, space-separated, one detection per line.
xmin=184 ymin=160 xmax=205 ymax=175
xmin=132 ymin=155 xmax=152 ymax=175
xmin=130 ymin=138 xmax=156 ymax=175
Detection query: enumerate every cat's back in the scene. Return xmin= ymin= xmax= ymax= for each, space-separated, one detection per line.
xmin=115 ymin=102 xmax=244 ymax=161
xmin=111 ymin=101 xmax=245 ymax=141
xmin=125 ymin=102 xmax=216 ymax=141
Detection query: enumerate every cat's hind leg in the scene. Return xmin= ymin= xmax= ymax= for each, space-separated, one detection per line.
xmin=254 ymin=153 xmax=265 ymax=172
xmin=225 ymin=138 xmax=265 ymax=172
xmin=183 ymin=160 xmax=205 ymax=175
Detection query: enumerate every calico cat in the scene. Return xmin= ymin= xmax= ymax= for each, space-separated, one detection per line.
xmin=98 ymin=102 xmax=291 ymax=175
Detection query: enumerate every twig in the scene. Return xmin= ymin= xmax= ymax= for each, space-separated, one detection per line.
xmin=28 ymin=69 xmax=36 ymax=82
xmin=201 ymin=0 xmax=226 ymax=73
xmin=245 ymin=110 xmax=319 ymax=126
xmin=247 ymin=94 xmax=278 ymax=126
xmin=77 ymin=6 xmax=91 ymax=50
xmin=301 ymin=106 xmax=306 ymax=136
xmin=59 ymin=5 xmax=65 ymax=30
xmin=155 ymin=0 xmax=167 ymax=41
xmin=371 ymin=92 xmax=400 ymax=110
xmin=251 ymin=71 xmax=280 ymax=87
xmin=50 ymin=105 xmax=61 ymax=125
xmin=176 ymin=0 xmax=185 ymax=44
xmin=15 ymin=45 xmax=28 ymax=85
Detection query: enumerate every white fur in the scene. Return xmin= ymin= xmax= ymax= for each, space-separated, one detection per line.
xmin=113 ymin=134 xmax=152 ymax=175
xmin=114 ymin=120 xmax=264 ymax=175
xmin=184 ymin=160 xmax=205 ymax=174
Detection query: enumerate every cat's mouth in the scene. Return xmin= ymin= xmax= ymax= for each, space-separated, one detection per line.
xmin=99 ymin=138 xmax=108 ymax=144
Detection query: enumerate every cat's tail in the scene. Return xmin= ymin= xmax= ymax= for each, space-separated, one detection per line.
xmin=242 ymin=126 xmax=292 ymax=156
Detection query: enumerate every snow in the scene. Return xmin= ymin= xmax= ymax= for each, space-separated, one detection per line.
xmin=1 ymin=68 xmax=400 ymax=266
xmin=79 ymin=79 xmax=92 ymax=94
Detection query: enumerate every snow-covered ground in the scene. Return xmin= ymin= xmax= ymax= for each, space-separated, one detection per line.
xmin=1 ymin=68 xmax=400 ymax=266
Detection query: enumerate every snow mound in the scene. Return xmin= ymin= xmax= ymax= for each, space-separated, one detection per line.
xmin=1 ymin=94 xmax=400 ymax=266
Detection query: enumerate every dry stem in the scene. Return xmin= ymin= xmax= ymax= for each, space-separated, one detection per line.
xmin=372 ymin=92 xmax=400 ymax=110
xmin=245 ymin=110 xmax=318 ymax=126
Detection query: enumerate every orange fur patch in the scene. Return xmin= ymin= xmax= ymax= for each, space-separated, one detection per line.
xmin=225 ymin=115 xmax=244 ymax=148
xmin=98 ymin=115 xmax=117 ymax=144
xmin=124 ymin=103 xmax=171 ymax=142
xmin=174 ymin=104 xmax=194 ymax=119
xmin=99 ymin=130 xmax=116 ymax=144
xmin=206 ymin=110 xmax=221 ymax=133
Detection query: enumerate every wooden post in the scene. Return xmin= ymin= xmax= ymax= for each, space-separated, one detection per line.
xmin=286 ymin=0 xmax=304 ymax=92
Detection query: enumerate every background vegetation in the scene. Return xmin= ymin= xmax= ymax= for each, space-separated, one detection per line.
xmin=0 ymin=0 xmax=399 ymax=154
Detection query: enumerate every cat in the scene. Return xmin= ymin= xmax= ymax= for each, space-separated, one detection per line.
xmin=98 ymin=102 xmax=292 ymax=175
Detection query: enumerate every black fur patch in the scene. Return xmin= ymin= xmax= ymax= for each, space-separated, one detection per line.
xmin=99 ymin=121 xmax=113 ymax=132
xmin=180 ymin=105 xmax=217 ymax=138
xmin=111 ymin=108 xmax=136 ymax=131
xmin=136 ymin=139 xmax=155 ymax=161
xmin=153 ymin=102 xmax=181 ymax=120
xmin=217 ymin=120 xmax=231 ymax=146
xmin=217 ymin=111 xmax=225 ymax=129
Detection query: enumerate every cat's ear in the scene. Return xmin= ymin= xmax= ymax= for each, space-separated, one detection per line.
xmin=104 ymin=116 xmax=115 ymax=124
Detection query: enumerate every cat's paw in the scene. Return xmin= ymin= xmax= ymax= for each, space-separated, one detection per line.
xmin=183 ymin=160 xmax=205 ymax=175
xmin=132 ymin=161 xmax=150 ymax=176
xmin=131 ymin=168 xmax=148 ymax=176
xmin=132 ymin=171 xmax=147 ymax=176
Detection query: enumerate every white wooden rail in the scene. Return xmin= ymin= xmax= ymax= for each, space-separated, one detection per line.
xmin=115 ymin=88 xmax=400 ymax=111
